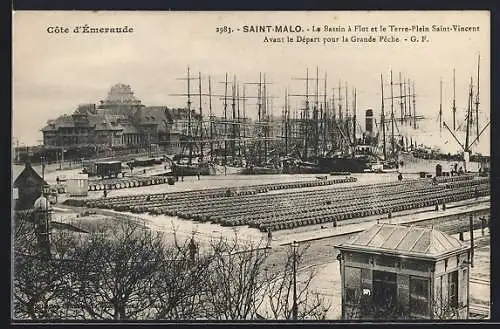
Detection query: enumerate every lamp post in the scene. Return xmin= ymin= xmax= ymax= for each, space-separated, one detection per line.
xmin=37 ymin=185 xmax=52 ymax=260
xmin=40 ymin=156 xmax=46 ymax=180
xmin=292 ymin=240 xmax=299 ymax=320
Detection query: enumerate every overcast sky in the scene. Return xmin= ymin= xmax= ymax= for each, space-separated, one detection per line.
xmin=12 ymin=11 xmax=490 ymax=154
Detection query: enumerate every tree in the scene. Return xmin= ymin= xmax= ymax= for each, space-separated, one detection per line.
xmin=13 ymin=217 xmax=332 ymax=321
xmin=13 ymin=211 xmax=81 ymax=320
xmin=203 ymin=234 xmax=270 ymax=320
xmin=262 ymin=243 xmax=331 ymax=320
xmin=342 ymin=289 xmax=406 ymax=321
xmin=71 ymin=220 xmax=166 ymax=320
xmin=432 ymin=292 xmax=461 ymax=320
xmin=149 ymin=231 xmax=213 ymax=320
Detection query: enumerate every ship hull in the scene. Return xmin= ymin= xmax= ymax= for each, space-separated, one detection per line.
xmin=316 ymin=156 xmax=372 ymax=173
xmin=171 ymin=164 xmax=215 ymax=176
xmin=239 ymin=166 xmax=283 ymax=175
xmin=282 ymin=164 xmax=329 ymax=174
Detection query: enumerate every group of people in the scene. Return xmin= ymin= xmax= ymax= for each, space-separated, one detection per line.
xmin=450 ymin=163 xmax=465 ymax=175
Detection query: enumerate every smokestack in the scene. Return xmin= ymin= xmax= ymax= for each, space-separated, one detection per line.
xmin=365 ymin=109 xmax=374 ymax=136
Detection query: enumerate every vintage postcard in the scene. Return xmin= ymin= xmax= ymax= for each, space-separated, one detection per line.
xmin=12 ymin=10 xmax=490 ymax=321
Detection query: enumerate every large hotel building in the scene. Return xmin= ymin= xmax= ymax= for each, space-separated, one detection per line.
xmin=41 ymin=83 xmax=197 ymax=155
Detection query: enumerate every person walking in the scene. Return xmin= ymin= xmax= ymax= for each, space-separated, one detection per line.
xmin=188 ymin=237 xmax=198 ymax=263
xmin=267 ymin=228 xmax=272 ymax=246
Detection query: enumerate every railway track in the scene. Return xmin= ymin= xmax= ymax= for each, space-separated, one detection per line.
xmin=280 ymin=205 xmax=490 ymax=246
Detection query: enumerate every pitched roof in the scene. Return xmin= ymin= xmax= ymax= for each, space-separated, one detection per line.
xmin=41 ymin=115 xmax=77 ymax=130
xmin=13 ymin=163 xmax=47 ymax=188
xmin=135 ymin=106 xmax=167 ymax=124
xmin=121 ymin=124 xmax=138 ymax=134
xmin=337 ymin=223 xmax=469 ymax=260
xmin=89 ymin=113 xmax=125 ymax=131
xmin=134 ymin=107 xmax=176 ymax=133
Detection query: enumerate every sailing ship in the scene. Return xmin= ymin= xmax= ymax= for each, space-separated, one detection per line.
xmin=169 ymin=68 xmax=216 ymax=176
xmin=311 ymin=73 xmax=374 ymax=173
xmin=167 ymin=59 xmax=488 ymax=176
xmin=398 ymin=55 xmax=489 ymax=173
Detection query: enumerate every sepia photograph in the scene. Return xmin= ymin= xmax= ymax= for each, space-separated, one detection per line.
xmin=11 ymin=10 xmax=491 ymax=321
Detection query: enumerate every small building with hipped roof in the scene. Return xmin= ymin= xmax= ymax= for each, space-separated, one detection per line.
xmin=336 ymin=223 xmax=471 ymax=320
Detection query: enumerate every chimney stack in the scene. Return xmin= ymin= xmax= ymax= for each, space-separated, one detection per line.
xmin=365 ymin=109 xmax=374 ymax=136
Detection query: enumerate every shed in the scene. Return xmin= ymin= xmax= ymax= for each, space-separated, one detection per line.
xmin=133 ymin=157 xmax=156 ymax=167
xmin=65 ymin=173 xmax=89 ymax=197
xmin=13 ymin=162 xmax=48 ymax=210
xmin=336 ymin=223 xmax=471 ymax=320
xmin=95 ymin=161 xmax=123 ymax=178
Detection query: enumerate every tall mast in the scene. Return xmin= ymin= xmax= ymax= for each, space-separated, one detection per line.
xmin=390 ymin=70 xmax=395 ymax=159
xmin=475 ymin=53 xmax=480 ymax=141
xmin=314 ymin=66 xmax=319 ymax=159
xmin=353 ymin=88 xmax=357 ymax=149
xmin=323 ymin=71 xmax=328 ymax=155
xmin=187 ymin=66 xmax=193 ymax=163
xmin=331 ymin=87 xmax=336 ymax=149
xmin=399 ymin=72 xmax=404 ymax=124
xmin=407 ymin=77 xmax=412 ymax=127
xmin=332 ymin=88 xmax=336 ymax=123
xmin=452 ymin=68 xmax=457 ymax=130
xmin=223 ymin=73 xmax=228 ymax=164
xmin=465 ymin=77 xmax=472 ymax=154
xmin=208 ymin=76 xmax=213 ymax=157
xmin=345 ymin=81 xmax=349 ymax=143
xmin=412 ymin=81 xmax=417 ymax=129
xmin=257 ymin=73 xmax=263 ymax=163
xmin=304 ymin=69 xmax=309 ymax=160
xmin=242 ymin=85 xmax=246 ymax=157
xmin=198 ymin=72 xmax=203 ymax=159
xmin=231 ymin=75 xmax=237 ymax=160
xmin=338 ymin=80 xmax=343 ymax=123
xmin=284 ymin=88 xmax=289 ymax=155
xmin=381 ymin=74 xmax=387 ymax=160
xmin=258 ymin=73 xmax=262 ymax=122
xmin=263 ymin=73 xmax=268 ymax=163
xmin=237 ymin=83 xmax=241 ymax=158
xmin=402 ymin=76 xmax=411 ymax=125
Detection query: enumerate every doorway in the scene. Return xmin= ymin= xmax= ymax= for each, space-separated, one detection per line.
xmin=373 ymin=270 xmax=398 ymax=318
